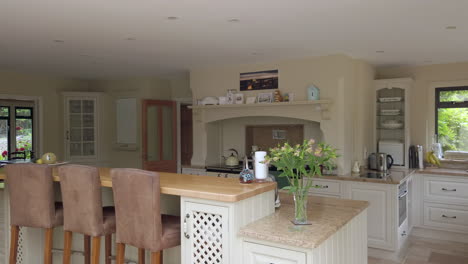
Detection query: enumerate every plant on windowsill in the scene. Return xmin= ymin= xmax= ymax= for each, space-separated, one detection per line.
xmin=264 ymin=139 xmax=338 ymax=225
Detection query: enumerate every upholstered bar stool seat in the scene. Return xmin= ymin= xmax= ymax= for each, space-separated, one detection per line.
xmin=6 ymin=164 xmax=63 ymax=264
xmin=111 ymin=168 xmax=181 ymax=264
xmin=58 ymin=164 xmax=116 ymax=264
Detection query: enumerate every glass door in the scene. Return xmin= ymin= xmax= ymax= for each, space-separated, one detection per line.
xmin=142 ymin=100 xmax=177 ymax=172
xmin=0 ymin=107 xmax=9 ymax=160
xmin=66 ymin=97 xmax=97 ymax=161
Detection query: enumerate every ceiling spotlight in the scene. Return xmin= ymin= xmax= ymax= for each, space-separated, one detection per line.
xmin=53 ymin=39 xmax=65 ymax=43
xmin=125 ymin=37 xmax=136 ymax=41
xmin=446 ymin=26 xmax=457 ymax=30
xmin=167 ymin=16 xmax=179 ymax=20
xmin=376 ymin=50 xmax=385 ymax=53
xmin=228 ymin=18 xmax=240 ymax=23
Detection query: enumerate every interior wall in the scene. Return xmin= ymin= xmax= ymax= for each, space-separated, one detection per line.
xmin=376 ymin=61 xmax=468 ymax=150
xmin=0 ymin=70 xmax=89 ymax=160
xmin=190 ymin=54 xmax=375 ymax=174
xmin=213 ymin=117 xmax=323 ymax=165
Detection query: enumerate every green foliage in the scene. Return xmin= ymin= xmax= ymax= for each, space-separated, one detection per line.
xmin=438 ymin=90 xmax=468 ymax=152
xmin=263 ymin=139 xmax=338 ymax=195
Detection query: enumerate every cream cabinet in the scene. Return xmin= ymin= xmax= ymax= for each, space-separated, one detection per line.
xmin=243 ymin=242 xmax=306 ymax=264
xmin=308 ymin=179 xmax=341 ymax=198
xmin=373 ymin=78 xmax=412 ymax=167
xmin=181 ymin=191 xmax=275 ymax=264
xmin=63 ymin=92 xmax=101 ymax=163
xmin=414 ymin=173 xmax=468 ymax=234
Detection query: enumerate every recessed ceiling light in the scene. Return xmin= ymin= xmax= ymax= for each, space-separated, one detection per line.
xmin=53 ymin=39 xmax=65 ymax=43
xmin=376 ymin=50 xmax=385 ymax=53
xmin=228 ymin=18 xmax=240 ymax=23
xmin=424 ymin=60 xmax=433 ymax=63
xmin=125 ymin=37 xmax=136 ymax=41
xmin=167 ymin=16 xmax=179 ymax=20
xmin=446 ymin=26 xmax=457 ymax=30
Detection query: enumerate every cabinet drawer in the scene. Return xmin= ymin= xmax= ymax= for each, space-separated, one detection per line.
xmin=424 ymin=176 xmax=468 ymax=204
xmin=308 ymin=179 xmax=340 ymax=195
xmin=244 ymin=242 xmax=306 ymax=264
xmin=423 ymin=202 xmax=468 ymax=232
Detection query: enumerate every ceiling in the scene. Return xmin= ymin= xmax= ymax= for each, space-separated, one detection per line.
xmin=1 ymin=0 xmax=467 ymax=79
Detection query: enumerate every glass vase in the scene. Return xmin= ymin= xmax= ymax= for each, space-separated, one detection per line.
xmin=293 ymin=192 xmax=310 ymax=225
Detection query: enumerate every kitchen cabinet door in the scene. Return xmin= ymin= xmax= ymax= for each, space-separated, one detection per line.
xmin=182 ymin=201 xmax=230 ymax=264
xmin=347 ymin=183 xmax=396 ymax=250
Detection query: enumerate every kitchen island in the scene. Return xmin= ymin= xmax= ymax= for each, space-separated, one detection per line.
xmin=0 ymin=168 xmax=369 ymax=264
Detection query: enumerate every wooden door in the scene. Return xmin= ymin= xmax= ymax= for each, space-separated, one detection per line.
xmin=180 ymin=104 xmax=193 ymax=166
xmin=142 ymin=100 xmax=177 ymax=172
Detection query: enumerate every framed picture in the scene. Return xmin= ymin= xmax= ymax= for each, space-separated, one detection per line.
xmin=257 ymin=92 xmax=273 ymax=104
xmin=234 ymin=93 xmax=244 ymax=104
xmin=246 ymin=97 xmax=257 ymax=104
xmin=240 ymin=70 xmax=279 ymax=91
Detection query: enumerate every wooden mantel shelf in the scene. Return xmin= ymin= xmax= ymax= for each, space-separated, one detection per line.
xmin=189 ymin=100 xmax=332 ymax=122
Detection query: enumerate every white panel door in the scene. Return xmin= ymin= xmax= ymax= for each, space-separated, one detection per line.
xmin=350 ymin=187 xmax=389 ymax=248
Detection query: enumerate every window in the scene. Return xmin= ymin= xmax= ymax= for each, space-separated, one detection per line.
xmin=435 ymin=86 xmax=468 ymax=153
xmin=0 ymin=101 xmax=35 ymax=160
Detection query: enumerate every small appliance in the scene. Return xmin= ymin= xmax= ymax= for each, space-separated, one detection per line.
xmin=376 ymin=153 xmax=394 ymax=172
xmin=379 ymin=140 xmax=404 ymax=166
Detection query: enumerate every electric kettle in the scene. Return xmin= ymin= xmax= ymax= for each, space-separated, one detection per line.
xmin=377 ymin=153 xmax=394 ymax=172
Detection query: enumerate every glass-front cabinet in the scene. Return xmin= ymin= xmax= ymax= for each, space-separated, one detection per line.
xmin=374 ymin=78 xmax=412 ymax=167
xmin=63 ymin=92 xmax=100 ymax=163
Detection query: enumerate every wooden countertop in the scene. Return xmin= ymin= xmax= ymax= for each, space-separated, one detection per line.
xmin=0 ymin=167 xmax=276 ymax=203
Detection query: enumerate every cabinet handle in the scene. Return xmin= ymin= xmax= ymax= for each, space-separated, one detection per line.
xmin=183 ymin=213 xmax=190 ymax=239
xmin=401 ymin=231 xmax=407 ymax=237
xmin=314 ymin=185 xmax=329 ymax=189
xmin=441 ymin=188 xmax=456 ymax=192
xmin=442 ymin=214 xmax=457 ymax=219
xmin=66 ymin=130 xmax=70 ymax=140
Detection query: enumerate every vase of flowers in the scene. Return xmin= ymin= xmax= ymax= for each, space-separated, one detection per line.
xmin=264 ymin=139 xmax=338 ymax=225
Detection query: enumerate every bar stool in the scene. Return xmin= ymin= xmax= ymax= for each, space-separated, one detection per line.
xmin=111 ymin=168 xmax=181 ymax=264
xmin=5 ymin=164 xmax=63 ymax=264
xmin=58 ymin=164 xmax=116 ymax=264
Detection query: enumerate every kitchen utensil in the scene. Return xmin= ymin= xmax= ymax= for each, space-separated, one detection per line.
xmin=223 ymin=148 xmax=239 ymax=166
xmin=368 ymin=153 xmax=377 ymax=170
xmin=254 ymin=151 xmax=268 ymax=181
xmin=239 ymin=156 xmax=254 ymax=184
xmin=376 ymin=153 xmax=394 ymax=172
xmin=417 ymin=145 xmax=424 ymax=169
xmin=379 ymin=140 xmax=404 ymax=166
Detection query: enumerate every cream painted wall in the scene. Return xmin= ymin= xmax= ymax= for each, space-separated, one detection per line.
xmin=212 ymin=117 xmax=323 ymax=165
xmin=0 ymin=70 xmax=89 ymax=159
xmin=376 ymin=61 xmax=468 ymax=150
xmin=190 ymin=54 xmax=375 ymax=174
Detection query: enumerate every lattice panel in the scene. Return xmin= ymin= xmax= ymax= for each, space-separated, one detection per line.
xmin=192 ymin=211 xmax=223 ymax=264
xmin=16 ymin=227 xmax=25 ymax=264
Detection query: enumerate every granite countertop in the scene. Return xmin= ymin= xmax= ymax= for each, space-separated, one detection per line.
xmin=238 ymin=194 xmax=369 ymax=249
xmin=316 ymin=168 xmax=415 ymax=185
xmin=417 ymin=167 xmax=468 ymax=177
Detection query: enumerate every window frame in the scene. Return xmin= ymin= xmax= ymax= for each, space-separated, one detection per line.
xmin=435 ymin=86 xmax=468 ymax=144
xmin=15 ymin=106 xmax=34 ymax=155
xmin=0 ymin=106 xmax=11 ymax=155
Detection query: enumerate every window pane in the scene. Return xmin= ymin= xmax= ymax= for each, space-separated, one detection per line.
xmin=83 ymin=100 xmax=94 ymax=113
xmin=0 ymin=119 xmax=8 ymax=160
xmin=83 ymin=114 xmax=94 ymax=127
xmin=69 ymin=100 xmax=82 ymax=113
xmin=440 ymin=90 xmax=468 ymax=103
xmin=16 ymin=108 xmax=31 ymax=117
xmin=0 ymin=107 xmax=8 ymax=117
xmin=16 ymin=118 xmax=33 ymax=155
xmin=438 ymin=107 xmax=468 ymax=152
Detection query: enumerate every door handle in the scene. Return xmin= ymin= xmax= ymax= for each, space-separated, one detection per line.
xmin=314 ymin=185 xmax=329 ymax=189
xmin=441 ymin=188 xmax=456 ymax=192
xmin=66 ymin=130 xmax=69 ymax=140
xmin=442 ymin=214 xmax=457 ymax=219
xmin=183 ymin=213 xmax=190 ymax=239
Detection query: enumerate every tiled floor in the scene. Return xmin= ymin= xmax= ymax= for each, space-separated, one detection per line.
xmin=369 ymin=235 xmax=468 ymax=264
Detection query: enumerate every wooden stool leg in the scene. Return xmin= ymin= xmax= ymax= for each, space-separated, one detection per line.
xmin=105 ymin=234 xmax=112 ymax=264
xmin=91 ymin=236 xmax=101 ymax=264
xmin=138 ymin=248 xmax=145 ymax=264
xmin=44 ymin=228 xmax=53 ymax=264
xmin=63 ymin=231 xmax=73 ymax=264
xmin=151 ymin=251 xmax=162 ymax=264
xmin=84 ymin=235 xmax=91 ymax=264
xmin=9 ymin=225 xmax=19 ymax=264
xmin=116 ymin=243 xmax=125 ymax=264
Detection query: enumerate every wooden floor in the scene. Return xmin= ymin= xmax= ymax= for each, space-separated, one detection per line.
xmin=369 ymin=235 xmax=468 ymax=264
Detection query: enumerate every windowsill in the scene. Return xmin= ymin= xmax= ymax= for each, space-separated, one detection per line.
xmin=439 ymin=158 xmax=468 ymax=170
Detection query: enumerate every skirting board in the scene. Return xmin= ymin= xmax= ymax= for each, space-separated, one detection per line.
xmin=411 ymin=227 xmax=468 ymax=244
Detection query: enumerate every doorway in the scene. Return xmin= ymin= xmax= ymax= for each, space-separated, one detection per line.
xmin=180 ymin=104 xmax=193 ymax=166
xmin=142 ymin=100 xmax=177 ymax=172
